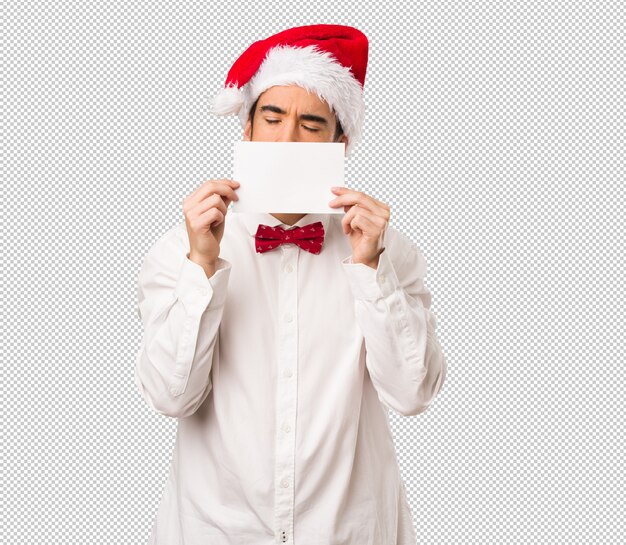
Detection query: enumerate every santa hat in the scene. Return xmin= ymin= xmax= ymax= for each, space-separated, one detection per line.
xmin=208 ymin=24 xmax=369 ymax=157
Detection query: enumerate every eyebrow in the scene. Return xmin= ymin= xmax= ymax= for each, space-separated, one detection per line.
xmin=259 ymin=104 xmax=329 ymax=125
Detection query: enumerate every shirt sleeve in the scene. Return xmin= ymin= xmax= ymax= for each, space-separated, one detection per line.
xmin=341 ymin=235 xmax=447 ymax=416
xmin=134 ymin=226 xmax=232 ymax=418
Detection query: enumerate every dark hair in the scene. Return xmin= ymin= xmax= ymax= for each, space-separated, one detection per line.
xmin=248 ymin=95 xmax=344 ymax=141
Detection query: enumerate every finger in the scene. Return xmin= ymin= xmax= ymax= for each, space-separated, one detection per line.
xmin=189 ymin=178 xmax=240 ymax=201
xmin=190 ymin=192 xmax=228 ymax=220
xmin=329 ymin=187 xmax=388 ymax=209
xmin=342 ymin=204 xmax=371 ymax=235
xmin=341 ymin=203 xmax=359 ymax=234
xmin=198 ymin=181 xmax=240 ymax=205
xmin=350 ymin=211 xmax=384 ymax=237
xmin=197 ymin=207 xmax=225 ymax=229
xmin=331 ymin=190 xmax=390 ymax=220
xmin=343 ymin=205 xmax=387 ymax=236
xmin=186 ymin=181 xmax=239 ymax=210
xmin=184 ymin=191 xmax=228 ymax=222
xmin=332 ymin=187 xmax=389 ymax=210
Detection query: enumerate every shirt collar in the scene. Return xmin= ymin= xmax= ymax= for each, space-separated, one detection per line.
xmin=236 ymin=212 xmax=332 ymax=237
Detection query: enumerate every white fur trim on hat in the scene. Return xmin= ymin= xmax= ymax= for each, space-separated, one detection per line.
xmin=208 ymin=84 xmax=244 ymax=115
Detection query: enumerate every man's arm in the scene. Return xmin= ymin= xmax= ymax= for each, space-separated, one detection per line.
xmin=134 ymin=225 xmax=231 ymax=418
xmin=341 ymin=231 xmax=447 ymax=416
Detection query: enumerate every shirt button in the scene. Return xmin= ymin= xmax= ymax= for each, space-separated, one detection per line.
xmin=284 ymin=312 xmax=292 ymax=322
xmin=378 ymin=274 xmax=386 ymax=284
xmin=280 ymin=478 xmax=289 ymax=488
xmin=282 ymin=423 xmax=291 ymax=432
xmin=285 ymin=264 xmax=293 ymax=273
xmin=283 ymin=368 xmax=293 ymax=378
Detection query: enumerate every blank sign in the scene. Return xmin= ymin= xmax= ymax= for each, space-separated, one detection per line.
xmin=231 ymin=141 xmax=345 ymax=213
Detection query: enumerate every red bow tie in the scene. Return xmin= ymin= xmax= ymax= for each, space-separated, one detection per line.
xmin=254 ymin=221 xmax=325 ymax=254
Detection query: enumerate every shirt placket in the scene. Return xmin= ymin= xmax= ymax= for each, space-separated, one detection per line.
xmin=274 ymin=242 xmax=299 ymax=544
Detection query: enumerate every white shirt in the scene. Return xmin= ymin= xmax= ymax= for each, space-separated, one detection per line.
xmin=134 ymin=211 xmax=447 ymax=545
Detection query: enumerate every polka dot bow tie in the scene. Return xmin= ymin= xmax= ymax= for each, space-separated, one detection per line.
xmin=254 ymin=222 xmax=325 ymax=255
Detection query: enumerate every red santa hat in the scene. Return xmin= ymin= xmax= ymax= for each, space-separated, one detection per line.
xmin=208 ymin=24 xmax=369 ymax=157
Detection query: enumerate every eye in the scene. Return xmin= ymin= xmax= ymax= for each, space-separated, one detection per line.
xmin=265 ymin=119 xmax=280 ymax=124
xmin=303 ymin=126 xmax=320 ymax=132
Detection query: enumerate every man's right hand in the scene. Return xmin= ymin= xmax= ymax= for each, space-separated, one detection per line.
xmin=182 ymin=178 xmax=240 ymax=268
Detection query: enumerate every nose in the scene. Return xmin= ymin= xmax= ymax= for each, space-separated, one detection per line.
xmin=275 ymin=119 xmax=299 ymax=142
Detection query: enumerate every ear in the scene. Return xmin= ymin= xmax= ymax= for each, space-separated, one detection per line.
xmin=243 ymin=118 xmax=252 ymax=141
xmin=338 ymin=134 xmax=349 ymax=156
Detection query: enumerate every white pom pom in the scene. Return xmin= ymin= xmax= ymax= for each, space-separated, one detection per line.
xmin=209 ymin=85 xmax=244 ymax=116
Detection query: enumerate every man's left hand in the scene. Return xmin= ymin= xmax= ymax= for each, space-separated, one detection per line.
xmin=328 ymin=186 xmax=390 ymax=269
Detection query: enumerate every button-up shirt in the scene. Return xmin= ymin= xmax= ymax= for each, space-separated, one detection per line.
xmin=134 ymin=211 xmax=447 ymax=545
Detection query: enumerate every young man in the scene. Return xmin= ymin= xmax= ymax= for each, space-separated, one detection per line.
xmin=135 ymin=24 xmax=447 ymax=545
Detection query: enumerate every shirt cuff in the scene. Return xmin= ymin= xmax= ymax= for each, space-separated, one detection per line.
xmin=175 ymin=254 xmax=231 ymax=315
xmin=341 ymin=248 xmax=398 ymax=301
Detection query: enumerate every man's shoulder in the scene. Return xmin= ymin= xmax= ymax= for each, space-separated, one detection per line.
xmin=384 ymin=223 xmax=419 ymax=256
xmin=143 ymin=221 xmax=189 ymax=262
xmin=383 ymin=224 xmax=428 ymax=277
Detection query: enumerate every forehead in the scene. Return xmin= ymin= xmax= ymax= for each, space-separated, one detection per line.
xmin=257 ymin=85 xmax=332 ymax=114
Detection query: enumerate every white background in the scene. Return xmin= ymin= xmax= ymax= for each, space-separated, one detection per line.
xmin=3 ymin=1 xmax=623 ymax=543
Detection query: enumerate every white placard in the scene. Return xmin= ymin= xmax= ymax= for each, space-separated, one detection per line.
xmin=231 ymin=141 xmax=345 ymax=213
